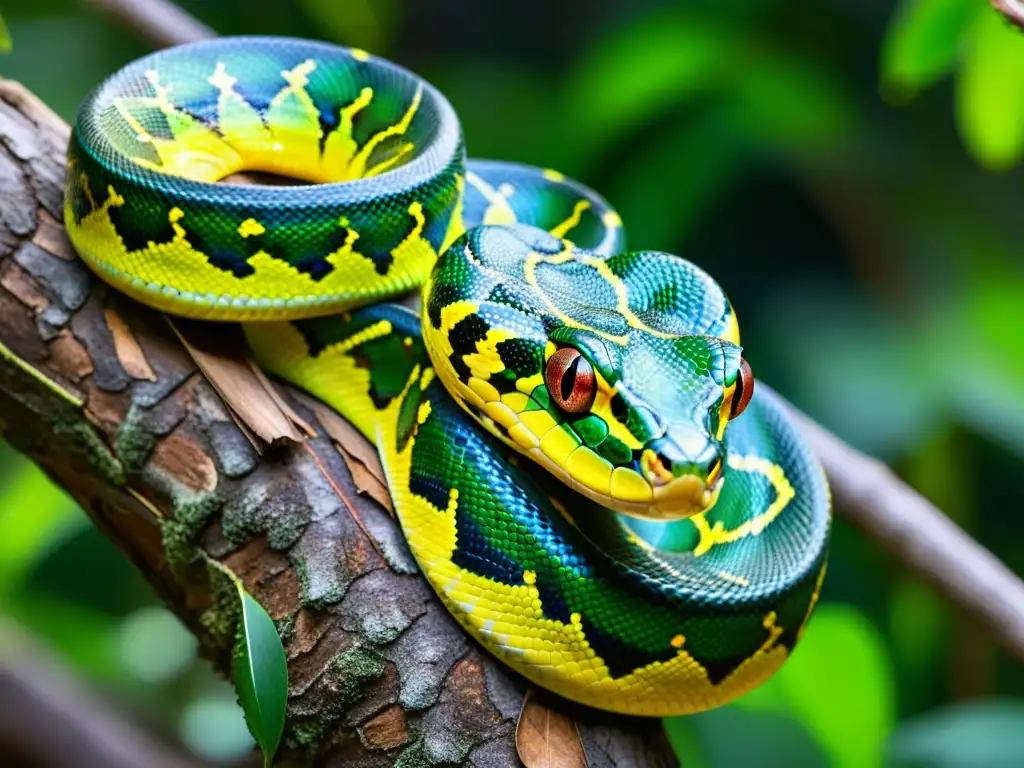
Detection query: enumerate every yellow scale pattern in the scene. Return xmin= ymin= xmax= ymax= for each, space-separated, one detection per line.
xmin=65 ymin=57 xmax=442 ymax=320
xmin=67 ymin=39 xmax=827 ymax=717
xmin=241 ymin=278 xmax=824 ymax=717
xmin=377 ymin=365 xmax=809 ymax=716
xmin=422 ymin=263 xmax=716 ymax=519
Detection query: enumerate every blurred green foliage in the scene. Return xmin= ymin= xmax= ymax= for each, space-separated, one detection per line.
xmin=1 ymin=1 xmax=1023 ymax=766
xmin=883 ymin=0 xmax=1024 ymax=170
xmin=0 ymin=10 xmax=10 ymax=51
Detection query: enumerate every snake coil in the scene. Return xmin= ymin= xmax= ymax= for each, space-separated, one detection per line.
xmin=65 ymin=36 xmax=830 ymax=716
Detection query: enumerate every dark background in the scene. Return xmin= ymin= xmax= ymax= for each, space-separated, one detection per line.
xmin=2 ymin=0 xmax=1023 ymax=765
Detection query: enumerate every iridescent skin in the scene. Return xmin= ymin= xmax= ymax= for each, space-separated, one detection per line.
xmin=65 ymin=36 xmax=831 ymax=716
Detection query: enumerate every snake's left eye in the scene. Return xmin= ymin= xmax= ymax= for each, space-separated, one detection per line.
xmin=729 ymin=358 xmax=754 ymax=419
xmin=546 ymin=348 xmax=597 ymax=413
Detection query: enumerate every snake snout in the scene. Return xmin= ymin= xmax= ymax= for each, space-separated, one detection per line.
xmin=638 ymin=433 xmax=724 ymax=520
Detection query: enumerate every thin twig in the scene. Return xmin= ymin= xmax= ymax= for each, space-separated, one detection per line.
xmin=0 ymin=620 xmax=205 ymax=768
xmin=786 ymin=408 xmax=1024 ymax=662
xmin=85 ymin=0 xmax=214 ymax=46
xmin=993 ymin=0 xmax=1024 ymax=31
xmin=79 ymin=0 xmax=1024 ymax=663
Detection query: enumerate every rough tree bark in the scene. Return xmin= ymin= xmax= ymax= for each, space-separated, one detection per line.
xmin=0 ymin=80 xmax=677 ymax=767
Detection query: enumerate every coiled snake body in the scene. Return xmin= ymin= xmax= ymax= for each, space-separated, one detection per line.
xmin=64 ymin=37 xmax=830 ymax=716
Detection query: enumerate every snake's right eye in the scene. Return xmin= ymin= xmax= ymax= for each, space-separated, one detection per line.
xmin=546 ymin=348 xmax=597 ymax=413
xmin=729 ymin=358 xmax=754 ymax=419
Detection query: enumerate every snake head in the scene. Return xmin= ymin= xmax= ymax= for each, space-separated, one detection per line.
xmin=424 ymin=223 xmax=753 ymax=521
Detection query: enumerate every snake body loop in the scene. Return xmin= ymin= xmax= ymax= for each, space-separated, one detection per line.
xmin=65 ymin=36 xmax=831 ymax=716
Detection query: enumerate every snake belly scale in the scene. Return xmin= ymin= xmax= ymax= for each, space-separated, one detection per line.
xmin=64 ymin=36 xmax=831 ymax=716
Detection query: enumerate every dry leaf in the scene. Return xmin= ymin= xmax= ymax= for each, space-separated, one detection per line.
xmin=48 ymin=332 xmax=94 ymax=382
xmin=516 ymin=688 xmax=588 ymax=768
xmin=338 ymin=446 xmax=393 ymax=514
xmin=151 ymin=433 xmax=218 ymax=493
xmin=308 ymin=399 xmax=382 ymax=476
xmin=169 ymin=318 xmax=305 ymax=445
xmin=306 ymin=398 xmax=393 ymax=514
xmin=247 ymin=359 xmax=316 ymax=438
xmin=105 ymin=308 xmax=157 ymax=381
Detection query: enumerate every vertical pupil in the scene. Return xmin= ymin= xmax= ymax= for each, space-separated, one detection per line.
xmin=561 ymin=357 xmax=580 ymax=402
xmin=610 ymin=393 xmax=628 ymax=421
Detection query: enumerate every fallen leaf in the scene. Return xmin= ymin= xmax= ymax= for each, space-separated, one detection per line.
xmin=105 ymin=307 xmax=157 ymax=381
xmin=170 ymin=318 xmax=305 ymax=445
xmin=0 ymin=260 xmax=48 ymax=311
xmin=308 ymin=399 xmax=382 ymax=477
xmin=338 ymin=445 xmax=393 ymax=514
xmin=151 ymin=433 xmax=218 ymax=493
xmin=247 ymin=359 xmax=316 ymax=438
xmin=48 ymin=332 xmax=94 ymax=382
xmin=516 ymin=688 xmax=588 ymax=768
xmin=306 ymin=398 xmax=393 ymax=513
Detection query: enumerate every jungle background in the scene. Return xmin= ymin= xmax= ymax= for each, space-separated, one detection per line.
xmin=1 ymin=0 xmax=1023 ymax=766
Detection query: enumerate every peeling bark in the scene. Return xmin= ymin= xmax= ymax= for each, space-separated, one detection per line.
xmin=0 ymin=78 xmax=677 ymax=768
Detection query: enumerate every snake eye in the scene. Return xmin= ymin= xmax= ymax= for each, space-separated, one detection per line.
xmin=546 ymin=348 xmax=597 ymax=413
xmin=730 ymin=358 xmax=754 ymax=420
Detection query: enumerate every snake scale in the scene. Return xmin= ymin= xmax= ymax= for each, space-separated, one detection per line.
xmin=64 ymin=36 xmax=830 ymax=716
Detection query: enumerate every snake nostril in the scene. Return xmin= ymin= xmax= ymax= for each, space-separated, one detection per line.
xmin=656 ymin=452 xmax=676 ymax=474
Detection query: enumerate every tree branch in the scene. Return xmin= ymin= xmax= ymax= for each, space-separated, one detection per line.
xmin=785 ymin=410 xmax=1024 ymax=661
xmin=0 ymin=619 xmax=208 ymax=768
xmin=84 ymin=0 xmax=214 ymax=47
xmin=0 ymin=80 xmax=675 ymax=766
xmin=992 ymin=0 xmax=1024 ymax=31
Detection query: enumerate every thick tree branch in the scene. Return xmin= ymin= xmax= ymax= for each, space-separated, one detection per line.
xmin=80 ymin=0 xmax=1024 ymax=665
xmin=0 ymin=81 xmax=675 ymax=766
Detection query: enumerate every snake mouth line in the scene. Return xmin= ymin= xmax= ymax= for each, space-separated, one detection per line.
xmin=458 ymin=374 xmax=719 ymax=521
xmin=521 ymin=445 xmax=714 ymax=522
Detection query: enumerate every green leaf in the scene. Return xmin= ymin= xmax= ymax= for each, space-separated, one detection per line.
xmin=0 ymin=11 xmax=11 ymax=53
xmin=956 ymin=8 xmax=1024 ymax=170
xmin=230 ymin=577 xmax=287 ymax=767
xmin=887 ymin=699 xmax=1024 ymax=767
xmin=735 ymin=604 xmax=896 ymax=768
xmin=881 ymin=0 xmax=975 ymax=98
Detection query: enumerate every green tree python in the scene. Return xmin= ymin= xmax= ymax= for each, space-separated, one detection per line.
xmin=64 ymin=37 xmax=831 ymax=717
